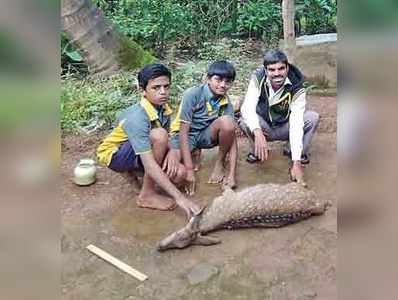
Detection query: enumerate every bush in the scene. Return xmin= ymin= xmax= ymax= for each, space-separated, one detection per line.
xmin=88 ymin=0 xmax=337 ymax=54
xmin=237 ymin=0 xmax=282 ymax=44
xmin=61 ymin=73 xmax=139 ymax=133
xmin=110 ymin=0 xmax=194 ymax=53
xmin=184 ymin=0 xmax=237 ymax=42
xmin=296 ymin=0 xmax=337 ymax=35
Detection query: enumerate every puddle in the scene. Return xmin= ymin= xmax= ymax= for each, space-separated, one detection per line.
xmin=111 ymin=202 xmax=185 ymax=241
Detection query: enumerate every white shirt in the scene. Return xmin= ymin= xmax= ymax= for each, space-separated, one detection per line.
xmin=241 ymin=73 xmax=305 ymax=161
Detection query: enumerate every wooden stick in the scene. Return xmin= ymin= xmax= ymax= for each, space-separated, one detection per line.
xmin=86 ymin=244 xmax=148 ymax=281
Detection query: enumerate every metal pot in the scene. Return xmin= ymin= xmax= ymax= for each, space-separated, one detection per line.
xmin=73 ymin=158 xmax=96 ymax=186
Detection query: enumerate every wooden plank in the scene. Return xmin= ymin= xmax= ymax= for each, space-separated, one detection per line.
xmin=86 ymin=244 xmax=148 ymax=281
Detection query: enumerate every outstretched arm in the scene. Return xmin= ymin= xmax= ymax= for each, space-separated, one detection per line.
xmin=289 ymin=90 xmax=306 ymax=186
xmin=179 ymin=122 xmax=196 ymax=195
xmin=289 ymin=91 xmax=306 ymax=161
xmin=140 ymin=152 xmax=199 ymax=218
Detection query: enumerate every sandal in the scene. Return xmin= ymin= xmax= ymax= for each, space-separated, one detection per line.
xmin=283 ymin=149 xmax=310 ymax=165
xmin=300 ymin=154 xmax=310 ymax=165
xmin=246 ymin=152 xmax=260 ymax=163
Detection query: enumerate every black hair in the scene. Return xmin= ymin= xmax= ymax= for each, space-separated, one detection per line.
xmin=263 ymin=50 xmax=288 ymax=68
xmin=207 ymin=60 xmax=236 ymax=81
xmin=138 ymin=63 xmax=171 ymax=90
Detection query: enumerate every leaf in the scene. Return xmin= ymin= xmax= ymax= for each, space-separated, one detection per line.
xmin=66 ymin=50 xmax=83 ymax=62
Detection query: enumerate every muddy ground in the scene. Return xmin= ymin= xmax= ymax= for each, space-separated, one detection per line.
xmin=61 ymin=95 xmax=336 ymax=300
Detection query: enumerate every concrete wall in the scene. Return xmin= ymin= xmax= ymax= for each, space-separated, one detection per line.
xmin=281 ymin=34 xmax=337 ymax=88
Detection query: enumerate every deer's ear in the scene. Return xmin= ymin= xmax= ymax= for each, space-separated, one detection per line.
xmin=192 ymin=234 xmax=221 ymax=246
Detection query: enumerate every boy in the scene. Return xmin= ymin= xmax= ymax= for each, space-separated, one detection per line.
xmin=170 ymin=60 xmax=238 ymax=195
xmin=96 ymin=64 xmax=199 ymax=218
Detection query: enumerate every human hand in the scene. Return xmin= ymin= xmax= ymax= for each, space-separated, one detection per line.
xmin=176 ymin=195 xmax=200 ymax=219
xmin=162 ymin=149 xmax=179 ymax=178
xmin=253 ymin=129 xmax=268 ymax=161
xmin=184 ymin=169 xmax=196 ymax=196
xmin=290 ymin=161 xmax=307 ymax=187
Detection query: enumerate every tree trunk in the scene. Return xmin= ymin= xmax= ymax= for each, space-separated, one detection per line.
xmin=61 ymin=0 xmax=121 ymax=76
xmin=61 ymin=0 xmax=154 ymax=77
xmin=282 ymin=0 xmax=296 ymax=62
xmin=231 ymin=0 xmax=238 ymax=33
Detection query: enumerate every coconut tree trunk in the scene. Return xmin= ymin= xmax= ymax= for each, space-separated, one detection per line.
xmin=61 ymin=0 xmax=121 ymax=76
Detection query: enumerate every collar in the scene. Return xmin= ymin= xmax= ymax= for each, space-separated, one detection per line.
xmin=140 ymin=97 xmax=173 ymax=122
xmin=203 ymin=84 xmax=229 ymax=106
xmin=266 ymin=76 xmax=292 ymax=90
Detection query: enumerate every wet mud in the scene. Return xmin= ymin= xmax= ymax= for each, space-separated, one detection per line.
xmin=61 ymin=95 xmax=336 ymax=299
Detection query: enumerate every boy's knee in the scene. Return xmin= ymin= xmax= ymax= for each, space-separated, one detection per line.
xmin=218 ymin=116 xmax=235 ymax=133
xmin=150 ymin=128 xmax=168 ymax=144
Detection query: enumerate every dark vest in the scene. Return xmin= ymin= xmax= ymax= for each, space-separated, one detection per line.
xmin=255 ymin=64 xmax=304 ymax=127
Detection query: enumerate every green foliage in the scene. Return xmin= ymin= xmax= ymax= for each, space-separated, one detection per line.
xmin=93 ymin=0 xmax=267 ymax=52
xmin=110 ymin=0 xmax=193 ymax=52
xmin=61 ymin=33 xmax=88 ymax=76
xmin=61 ymin=61 xmax=206 ymax=133
xmin=61 ymin=34 xmax=83 ymax=62
xmin=61 ymin=31 xmax=154 ymax=76
xmin=184 ymin=0 xmax=236 ymax=42
xmin=87 ymin=0 xmax=337 ymax=55
xmin=170 ymin=61 xmax=209 ymax=101
xmin=61 ymin=73 xmax=139 ymax=133
xmin=118 ymin=36 xmax=155 ymax=70
xmin=62 ymin=1 xmax=338 ymax=133
xmin=237 ymin=0 xmax=282 ymax=43
xmin=197 ymin=42 xmax=229 ymax=61
xmin=196 ymin=38 xmax=245 ymax=61
xmin=61 ymin=38 xmax=261 ymax=133
xmin=296 ymin=0 xmax=337 ymax=35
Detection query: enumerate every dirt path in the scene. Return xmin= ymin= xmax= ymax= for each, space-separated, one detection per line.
xmin=61 ymin=95 xmax=336 ymax=299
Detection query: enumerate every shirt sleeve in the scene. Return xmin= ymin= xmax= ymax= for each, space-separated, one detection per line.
xmin=240 ymin=74 xmax=261 ymax=132
xmin=122 ymin=117 xmax=152 ymax=154
xmin=289 ymin=90 xmax=306 ymax=161
xmin=178 ymin=89 xmax=198 ymax=124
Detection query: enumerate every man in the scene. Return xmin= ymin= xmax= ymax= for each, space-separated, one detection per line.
xmin=170 ymin=60 xmax=238 ymax=195
xmin=240 ymin=50 xmax=319 ymax=185
xmin=96 ymin=63 xmax=199 ymax=218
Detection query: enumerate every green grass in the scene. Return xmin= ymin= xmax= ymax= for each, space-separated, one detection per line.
xmin=61 ymin=73 xmax=139 ymax=133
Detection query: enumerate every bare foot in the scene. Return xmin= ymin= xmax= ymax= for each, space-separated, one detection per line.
xmin=137 ymin=193 xmax=177 ymax=211
xmin=208 ymin=160 xmax=225 ymax=184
